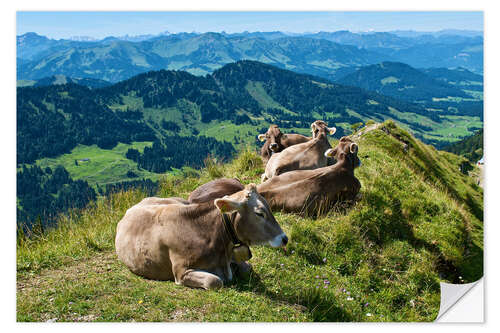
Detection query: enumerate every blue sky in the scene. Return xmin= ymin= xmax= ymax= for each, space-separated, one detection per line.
xmin=17 ymin=11 xmax=483 ymax=39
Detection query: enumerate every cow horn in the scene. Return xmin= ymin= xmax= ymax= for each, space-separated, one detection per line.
xmin=350 ymin=143 xmax=358 ymax=154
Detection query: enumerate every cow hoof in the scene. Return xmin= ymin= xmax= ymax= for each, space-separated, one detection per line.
xmin=205 ymin=277 xmax=224 ymax=290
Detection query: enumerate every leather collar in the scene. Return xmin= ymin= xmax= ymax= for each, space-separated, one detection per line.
xmin=222 ymin=212 xmax=242 ymax=246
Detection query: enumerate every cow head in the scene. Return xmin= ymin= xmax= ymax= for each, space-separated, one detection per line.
xmin=258 ymin=125 xmax=287 ymax=153
xmin=324 ymin=136 xmax=361 ymax=168
xmin=214 ymin=183 xmax=288 ymax=248
xmin=310 ymin=120 xmax=336 ymax=139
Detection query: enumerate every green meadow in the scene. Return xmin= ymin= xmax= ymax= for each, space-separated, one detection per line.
xmin=34 ymin=142 xmax=160 ymax=187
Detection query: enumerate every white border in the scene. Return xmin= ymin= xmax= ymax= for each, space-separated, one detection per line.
xmin=3 ymin=1 xmax=498 ymax=332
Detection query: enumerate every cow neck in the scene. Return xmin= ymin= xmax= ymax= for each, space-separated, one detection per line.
xmin=221 ymin=212 xmax=243 ymax=246
xmin=336 ymin=153 xmax=355 ymax=174
xmin=315 ymin=132 xmax=330 ymax=146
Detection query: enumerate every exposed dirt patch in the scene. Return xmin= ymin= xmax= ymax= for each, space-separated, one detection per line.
xmin=351 ymin=123 xmax=381 ymax=140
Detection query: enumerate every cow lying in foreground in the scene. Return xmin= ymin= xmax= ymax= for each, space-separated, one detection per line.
xmin=262 ymin=120 xmax=336 ymax=182
xmin=115 ymin=184 xmax=287 ymax=290
xmin=188 ymin=137 xmax=361 ymax=215
xmin=258 ymin=125 xmax=310 ymax=164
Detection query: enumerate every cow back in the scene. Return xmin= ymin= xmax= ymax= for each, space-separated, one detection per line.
xmin=188 ymin=178 xmax=244 ymax=204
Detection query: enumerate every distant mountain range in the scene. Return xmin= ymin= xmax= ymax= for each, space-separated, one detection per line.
xmin=421 ymin=67 xmax=483 ymax=92
xmin=17 ymin=30 xmax=483 ymax=83
xmin=336 ymin=62 xmax=481 ymax=103
xmin=17 ymin=74 xmax=111 ymax=89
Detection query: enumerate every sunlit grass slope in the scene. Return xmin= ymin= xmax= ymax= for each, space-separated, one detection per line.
xmin=17 ymin=121 xmax=483 ymax=322
xmin=34 ymin=141 xmax=160 ymax=186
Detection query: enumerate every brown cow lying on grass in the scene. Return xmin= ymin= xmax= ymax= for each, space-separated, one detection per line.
xmin=188 ymin=137 xmax=361 ymax=216
xmin=262 ymin=120 xmax=336 ymax=182
xmin=189 ymin=178 xmax=244 ymax=204
xmin=257 ymin=136 xmax=361 ymax=215
xmin=115 ymin=184 xmax=287 ymax=290
xmin=258 ymin=125 xmax=310 ymax=164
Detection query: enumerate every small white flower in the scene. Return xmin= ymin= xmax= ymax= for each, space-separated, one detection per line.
xmin=347 ymin=296 xmax=354 ymax=301
xmin=366 ymin=313 xmax=372 ymax=317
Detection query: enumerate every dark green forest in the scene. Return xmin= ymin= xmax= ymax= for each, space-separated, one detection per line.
xmin=126 ymin=138 xmax=235 ymax=173
xmin=17 ymin=165 xmax=96 ymax=232
xmin=444 ymin=129 xmax=483 ymax=162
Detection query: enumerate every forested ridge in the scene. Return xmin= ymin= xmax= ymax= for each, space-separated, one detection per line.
xmin=443 ymin=129 xmax=483 ymax=162
xmin=337 ymin=62 xmax=471 ymax=102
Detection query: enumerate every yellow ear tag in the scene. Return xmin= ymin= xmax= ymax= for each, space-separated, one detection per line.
xmin=219 ymin=201 xmax=228 ymax=213
xmin=329 ymin=128 xmax=336 ymax=135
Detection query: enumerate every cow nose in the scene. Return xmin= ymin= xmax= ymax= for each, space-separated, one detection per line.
xmin=270 ymin=143 xmax=278 ymax=149
xmin=282 ymin=235 xmax=288 ymax=246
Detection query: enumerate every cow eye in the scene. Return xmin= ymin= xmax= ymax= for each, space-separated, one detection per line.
xmin=256 ymin=211 xmax=265 ymax=218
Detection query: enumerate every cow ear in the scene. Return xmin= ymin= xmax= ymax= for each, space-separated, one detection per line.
xmin=328 ymin=127 xmax=337 ymax=135
xmin=258 ymin=134 xmax=267 ymax=142
xmin=214 ymin=196 xmax=243 ymax=213
xmin=350 ymin=143 xmax=358 ymax=154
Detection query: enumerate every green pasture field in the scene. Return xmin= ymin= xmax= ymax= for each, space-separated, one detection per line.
xmin=34 ymin=142 xmax=160 ymax=187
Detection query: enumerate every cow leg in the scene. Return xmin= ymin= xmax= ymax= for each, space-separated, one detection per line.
xmin=179 ymin=269 xmax=224 ymax=290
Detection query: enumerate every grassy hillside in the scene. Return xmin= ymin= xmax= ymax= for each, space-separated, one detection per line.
xmin=34 ymin=142 xmax=159 ymax=187
xmin=17 ymin=121 xmax=483 ymax=322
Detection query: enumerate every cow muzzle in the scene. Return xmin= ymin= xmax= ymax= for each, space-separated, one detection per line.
xmin=269 ymin=143 xmax=279 ymax=152
xmin=268 ymin=233 xmax=288 ymax=248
